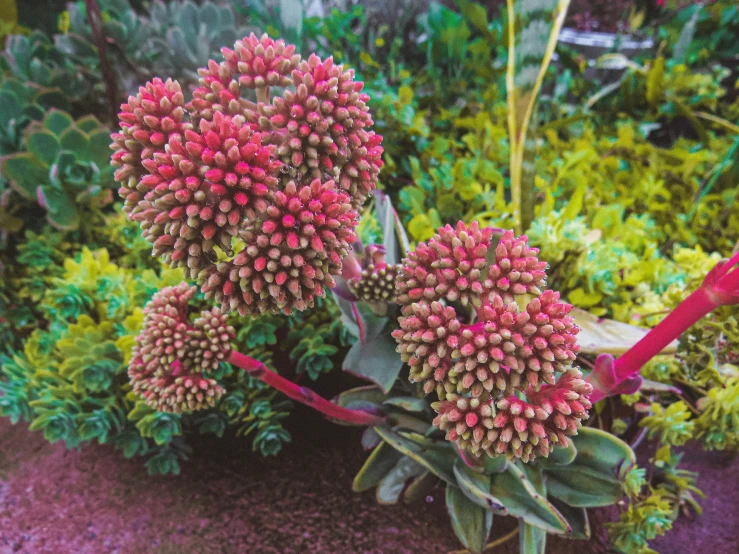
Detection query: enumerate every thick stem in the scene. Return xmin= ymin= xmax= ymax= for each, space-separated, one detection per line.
xmin=227 ymin=350 xmax=385 ymax=426
xmin=613 ymin=287 xmax=716 ymax=380
xmin=84 ymin=0 xmax=119 ymax=122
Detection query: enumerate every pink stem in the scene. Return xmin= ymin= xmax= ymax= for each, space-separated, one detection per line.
xmin=613 ymin=287 xmax=717 ymax=380
xmin=227 ymin=350 xmax=385 ymax=426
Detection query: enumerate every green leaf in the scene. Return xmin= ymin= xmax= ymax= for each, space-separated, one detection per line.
xmin=43 ymin=109 xmax=73 ymax=135
xmin=376 ymin=456 xmax=425 ymax=504
xmin=334 ymin=385 xmax=387 ymax=411
xmin=353 ymin=441 xmax=404 ymax=492
xmin=519 ymin=520 xmax=546 ymax=554
xmin=403 ymin=471 xmax=437 ymax=504
xmin=1 ymin=153 xmax=49 ymax=198
xmin=453 ymin=460 xmax=507 ymax=513
xmin=343 ymin=325 xmax=403 ymax=393
xmin=646 ymin=57 xmax=665 ymax=109
xmin=382 ymin=396 xmax=429 ymax=413
xmin=446 ymin=485 xmax=493 ymax=554
xmin=26 ymin=129 xmax=61 ymax=166
xmin=540 ymin=440 xmax=577 ymax=467
xmin=59 ymin=126 xmax=89 ymax=156
xmin=548 ymin=497 xmax=590 ymax=539
xmin=39 ymin=187 xmax=79 ymax=230
xmin=544 ymin=428 xmax=635 ymax=508
xmin=457 ymin=0 xmax=489 ymax=35
xmin=88 ymin=129 xmax=113 ymax=166
xmin=374 ymin=427 xmax=457 ymax=485
xmin=489 ymin=464 xmax=569 ymax=533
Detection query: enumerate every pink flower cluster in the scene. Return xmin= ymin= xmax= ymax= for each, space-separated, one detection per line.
xmin=393 ymin=222 xmax=591 ymax=462
xmin=111 ymin=34 xmax=383 ymax=316
xmin=128 ymin=283 xmax=235 ymax=413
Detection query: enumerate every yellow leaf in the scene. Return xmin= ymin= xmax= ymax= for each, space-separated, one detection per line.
xmin=398 ymin=85 xmax=413 ymax=107
xmin=0 ymin=0 xmax=18 ymax=25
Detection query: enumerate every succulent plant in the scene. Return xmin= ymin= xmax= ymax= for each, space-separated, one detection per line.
xmin=0 ymin=77 xmax=68 ymax=156
xmin=148 ymin=0 xmax=255 ymax=85
xmin=1 ymin=109 xmax=115 ymax=229
xmin=2 ymin=31 xmax=90 ymax=102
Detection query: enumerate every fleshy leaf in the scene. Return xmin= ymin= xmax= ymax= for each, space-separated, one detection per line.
xmin=353 ymin=441 xmax=404 ymax=492
xmin=1 ymin=153 xmax=49 ymax=198
xmin=374 ymin=427 xmax=457 ymax=484
xmin=573 ymin=308 xmax=678 ymax=355
xmin=548 ymin=497 xmax=590 ymax=540
xmin=453 ymin=460 xmax=507 ymax=513
xmin=343 ymin=325 xmax=403 ymax=393
xmin=519 ymin=520 xmax=547 ymax=554
xmin=489 ymin=463 xmax=569 ymax=533
xmin=376 ymin=457 xmax=425 ymax=504
xmin=26 ymin=129 xmax=60 ymax=166
xmin=446 ymin=485 xmax=493 ymax=554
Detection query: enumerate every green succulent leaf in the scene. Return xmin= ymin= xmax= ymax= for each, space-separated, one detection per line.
xmin=548 ymin=497 xmax=591 ymax=540
xmin=489 ymin=463 xmax=569 ymax=533
xmin=453 ymin=460 xmax=507 ymax=513
xmin=376 ymin=456 xmax=425 ymax=504
xmin=374 ymin=427 xmax=457 ymax=484
xmin=519 ymin=520 xmax=547 ymax=554
xmin=39 ymin=187 xmax=79 ymax=230
xmin=544 ymin=428 xmax=635 ymax=508
xmin=26 ymin=129 xmax=60 ymax=166
xmin=343 ymin=325 xmax=404 ymax=393
xmin=59 ymin=126 xmax=89 ymax=156
xmin=43 ymin=109 xmax=73 ymax=135
xmin=353 ymin=441 xmax=404 ymax=492
xmin=334 ymin=385 xmax=387 ymax=412
xmin=446 ymin=484 xmax=493 ymax=554
xmin=382 ymin=396 xmax=429 ymax=413
xmin=1 ymin=153 xmax=48 ymax=198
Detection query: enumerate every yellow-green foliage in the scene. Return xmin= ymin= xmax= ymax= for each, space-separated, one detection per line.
xmin=0 ymin=246 xmax=293 ymax=473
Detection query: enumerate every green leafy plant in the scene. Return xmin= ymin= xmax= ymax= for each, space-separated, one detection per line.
xmin=1 ymin=109 xmax=114 ymax=229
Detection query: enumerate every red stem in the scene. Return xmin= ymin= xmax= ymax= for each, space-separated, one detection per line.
xmin=85 ymin=0 xmax=120 ymax=122
xmin=613 ymin=287 xmax=717 ymax=380
xmin=227 ymin=350 xmax=385 ymax=426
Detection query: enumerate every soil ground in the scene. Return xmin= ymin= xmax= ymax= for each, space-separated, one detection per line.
xmin=0 ymin=405 xmax=736 ymax=554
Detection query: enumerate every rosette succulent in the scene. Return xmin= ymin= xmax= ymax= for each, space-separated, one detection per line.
xmin=1 ymin=109 xmax=115 ymax=229
xmin=392 ymin=222 xmax=591 ymax=462
xmin=112 ymin=33 xmax=383 ymax=316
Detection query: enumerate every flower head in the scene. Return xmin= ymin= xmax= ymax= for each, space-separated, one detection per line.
xmin=112 ymin=78 xmax=190 ymax=213
xmin=260 ymin=53 xmax=383 ymax=207
xmin=393 ymin=222 xmax=588 ymax=462
xmin=112 ymin=35 xmax=381 ymax=317
xmin=200 ymin=178 xmax=358 ymax=315
xmin=128 ymin=283 xmax=235 ymax=413
xmin=433 ymin=394 xmax=496 ymax=457
xmin=222 ymin=34 xmax=301 ymax=90
xmin=398 ymin=221 xmax=493 ymax=307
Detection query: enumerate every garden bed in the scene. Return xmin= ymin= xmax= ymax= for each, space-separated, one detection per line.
xmin=1 ymin=410 xmax=736 ymax=554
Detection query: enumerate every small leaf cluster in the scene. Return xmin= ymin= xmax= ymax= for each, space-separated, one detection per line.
xmin=0 ymin=244 xmax=294 ymax=472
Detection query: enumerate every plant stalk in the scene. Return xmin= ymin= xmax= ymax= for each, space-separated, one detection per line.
xmin=613 ymin=287 xmax=716 ymax=380
xmin=84 ymin=0 xmax=120 ymax=123
xmin=227 ymin=350 xmax=385 ymax=426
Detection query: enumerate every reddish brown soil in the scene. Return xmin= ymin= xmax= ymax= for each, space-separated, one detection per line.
xmin=0 ymin=407 xmax=736 ymax=554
